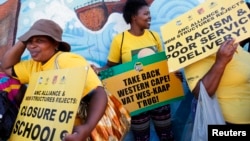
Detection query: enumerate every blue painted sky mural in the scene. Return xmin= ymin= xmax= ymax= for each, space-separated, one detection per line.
xmin=16 ymin=0 xmax=203 ymax=65
xmin=16 ymin=0 xmax=250 ymax=67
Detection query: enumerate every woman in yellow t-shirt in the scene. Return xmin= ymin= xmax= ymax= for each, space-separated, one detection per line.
xmin=184 ymin=39 xmax=250 ymax=124
xmin=91 ymin=0 xmax=175 ymax=140
xmin=1 ymin=19 xmax=108 ymax=141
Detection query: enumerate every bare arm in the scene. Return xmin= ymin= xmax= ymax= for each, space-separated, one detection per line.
xmin=192 ymin=39 xmax=238 ymax=98
xmin=84 ymin=86 xmax=108 ymax=131
xmin=1 ymin=41 xmax=26 ymax=76
xmin=64 ymin=86 xmax=108 ymax=141
xmin=91 ymin=60 xmax=119 ymax=75
xmin=14 ymin=84 xmax=27 ymax=107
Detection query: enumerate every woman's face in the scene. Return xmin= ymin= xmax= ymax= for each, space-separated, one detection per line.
xmin=26 ymin=36 xmax=58 ymax=64
xmin=134 ymin=5 xmax=151 ymax=29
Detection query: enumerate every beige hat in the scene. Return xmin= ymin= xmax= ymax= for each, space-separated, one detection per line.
xmin=18 ymin=19 xmax=71 ymax=52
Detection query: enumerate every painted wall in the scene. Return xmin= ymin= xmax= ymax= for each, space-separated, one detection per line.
xmin=2 ymin=0 xmax=249 ymax=66
xmin=15 ymin=0 xmax=206 ymax=65
xmin=0 ymin=0 xmax=20 ymax=68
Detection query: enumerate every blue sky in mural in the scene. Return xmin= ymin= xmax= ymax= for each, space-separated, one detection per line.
xmin=0 ymin=0 xmax=6 ymax=4
xmin=17 ymin=0 xmax=250 ymax=67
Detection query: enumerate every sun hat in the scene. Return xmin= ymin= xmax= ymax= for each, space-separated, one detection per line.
xmin=18 ymin=19 xmax=71 ymax=52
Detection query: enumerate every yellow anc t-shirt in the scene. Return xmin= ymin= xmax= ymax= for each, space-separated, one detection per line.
xmin=108 ymin=29 xmax=163 ymax=63
xmin=184 ymin=47 xmax=250 ymax=124
xmin=14 ymin=51 xmax=103 ymax=125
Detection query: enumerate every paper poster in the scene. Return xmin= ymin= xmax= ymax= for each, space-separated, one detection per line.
xmin=9 ymin=66 xmax=88 ymax=141
xmin=161 ymin=0 xmax=250 ymax=72
xmin=100 ymin=52 xmax=184 ymax=116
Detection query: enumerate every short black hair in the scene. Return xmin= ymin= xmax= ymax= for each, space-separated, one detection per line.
xmin=122 ymin=0 xmax=148 ymax=24
xmin=246 ymin=2 xmax=250 ymax=9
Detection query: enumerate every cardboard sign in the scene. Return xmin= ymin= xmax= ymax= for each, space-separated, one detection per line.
xmin=161 ymin=0 xmax=250 ymax=72
xmin=100 ymin=52 xmax=184 ymax=116
xmin=9 ymin=66 xmax=88 ymax=141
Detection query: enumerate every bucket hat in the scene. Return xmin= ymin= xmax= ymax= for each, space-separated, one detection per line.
xmin=18 ymin=19 xmax=71 ymax=52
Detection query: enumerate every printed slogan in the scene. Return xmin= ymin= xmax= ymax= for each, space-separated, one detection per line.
xmin=161 ymin=0 xmax=250 ymax=72
xmin=100 ymin=52 xmax=184 ymax=116
xmin=9 ymin=67 xmax=88 ymax=141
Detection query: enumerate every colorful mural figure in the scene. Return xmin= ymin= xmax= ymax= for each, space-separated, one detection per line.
xmin=74 ymin=0 xmax=154 ymax=31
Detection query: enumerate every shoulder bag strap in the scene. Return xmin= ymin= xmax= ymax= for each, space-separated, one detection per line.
xmin=54 ymin=52 xmax=63 ymax=69
xmin=149 ymin=30 xmax=157 ymax=41
xmin=119 ymin=32 xmax=124 ymax=64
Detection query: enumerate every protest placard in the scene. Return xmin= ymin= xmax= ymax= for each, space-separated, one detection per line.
xmin=161 ymin=0 xmax=250 ymax=72
xmin=9 ymin=66 xmax=88 ymax=141
xmin=100 ymin=52 xmax=184 ymax=116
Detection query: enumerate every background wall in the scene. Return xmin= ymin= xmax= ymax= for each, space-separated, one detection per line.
xmin=15 ymin=0 xmax=207 ymax=64
xmin=7 ymin=0 xmax=249 ymax=64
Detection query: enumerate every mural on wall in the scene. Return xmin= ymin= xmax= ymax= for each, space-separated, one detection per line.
xmin=75 ymin=0 xmax=154 ymax=31
xmin=14 ymin=0 xmax=207 ymax=67
xmin=1 ymin=0 xmax=250 ymax=67
xmin=0 ymin=0 xmax=20 ymax=70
